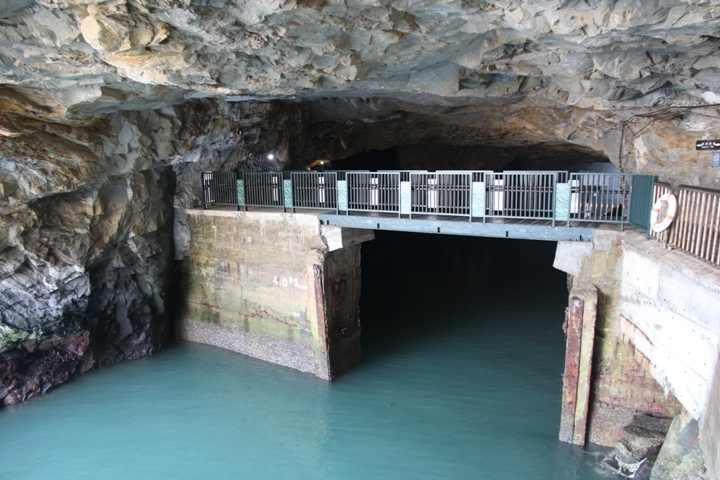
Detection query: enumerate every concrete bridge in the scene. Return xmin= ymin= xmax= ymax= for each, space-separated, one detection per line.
xmin=180 ymin=170 xmax=720 ymax=476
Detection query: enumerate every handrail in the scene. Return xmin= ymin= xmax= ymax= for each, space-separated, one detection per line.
xmin=667 ymin=185 xmax=720 ymax=266
xmin=202 ymin=171 xmax=237 ymax=209
xmin=201 ymin=170 xmax=647 ymax=231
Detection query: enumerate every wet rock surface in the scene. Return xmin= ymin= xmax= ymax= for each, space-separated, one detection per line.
xmin=0 ymin=330 xmax=94 ymax=406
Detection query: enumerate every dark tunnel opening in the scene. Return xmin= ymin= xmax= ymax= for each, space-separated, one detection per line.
xmin=348 ymin=231 xmax=615 ymax=478
xmin=319 ymin=144 xmax=616 ymax=173
xmin=358 ymin=231 xmax=569 ymax=358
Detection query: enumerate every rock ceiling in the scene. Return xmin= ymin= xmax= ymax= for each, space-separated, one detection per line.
xmin=2 ymin=0 xmax=720 ymax=114
xmin=1 ymin=0 xmax=720 ymax=187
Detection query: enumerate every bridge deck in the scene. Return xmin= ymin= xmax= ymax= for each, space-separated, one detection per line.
xmin=319 ymin=212 xmax=623 ymax=242
xmin=211 ymin=205 xmax=628 ymax=242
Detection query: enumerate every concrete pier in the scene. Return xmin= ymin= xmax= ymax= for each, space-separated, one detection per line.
xmin=555 ymin=230 xmax=720 ymax=479
xmin=174 ymin=209 xmax=373 ymax=380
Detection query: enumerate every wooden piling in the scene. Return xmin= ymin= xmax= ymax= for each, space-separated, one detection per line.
xmin=559 ymin=287 xmax=598 ymax=445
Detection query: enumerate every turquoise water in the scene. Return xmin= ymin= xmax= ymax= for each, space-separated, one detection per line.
xmin=0 ymin=234 xmax=610 ymax=479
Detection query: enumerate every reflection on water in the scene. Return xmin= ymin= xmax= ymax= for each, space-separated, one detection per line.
xmin=0 ymin=233 xmax=612 ymax=479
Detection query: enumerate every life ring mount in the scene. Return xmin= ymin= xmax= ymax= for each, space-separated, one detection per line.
xmin=650 ymin=193 xmax=677 ymax=233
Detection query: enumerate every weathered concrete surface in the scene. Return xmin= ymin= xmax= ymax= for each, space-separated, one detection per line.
xmin=703 ymin=349 xmax=720 ymax=480
xmin=176 ymin=209 xmax=372 ymax=379
xmin=554 ymin=230 xmax=682 ymax=450
xmin=618 ymin=231 xmax=720 ymax=480
xmin=323 ymin=244 xmax=363 ymax=378
xmin=554 ymin=241 xmax=594 ymax=278
xmin=620 ymin=231 xmax=720 ymax=421
xmin=556 ymin=228 xmax=720 ymax=478
xmin=651 ymin=411 xmax=707 ymax=480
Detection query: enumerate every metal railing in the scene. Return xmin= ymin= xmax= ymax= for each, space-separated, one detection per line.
xmin=668 ymin=186 xmax=720 ymax=266
xmin=485 ymin=171 xmax=558 ymax=222
xmin=201 ymin=170 xmax=651 ymax=231
xmin=410 ymin=172 xmax=471 ymax=218
xmin=243 ymin=172 xmax=285 ymax=208
xmin=568 ymin=173 xmax=631 ymax=227
xmin=291 ymin=172 xmax=338 ymax=211
xmin=202 ymin=171 xmax=237 ymax=209
xmin=346 ymin=172 xmax=400 ymax=214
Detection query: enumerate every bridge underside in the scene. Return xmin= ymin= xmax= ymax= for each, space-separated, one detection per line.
xmin=318 ymin=213 xmax=604 ymax=242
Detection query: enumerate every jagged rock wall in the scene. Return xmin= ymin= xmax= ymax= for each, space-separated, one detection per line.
xmin=0 ymin=99 xmax=301 ymax=404
xmin=303 ymin=97 xmax=720 ymax=188
xmin=1 ymin=0 xmax=719 ymax=187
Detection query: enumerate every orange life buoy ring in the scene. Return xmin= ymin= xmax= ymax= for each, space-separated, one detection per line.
xmin=650 ymin=193 xmax=677 ymax=233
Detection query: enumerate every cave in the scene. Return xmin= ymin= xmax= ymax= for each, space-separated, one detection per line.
xmin=2 ymin=1 xmax=720 ymax=478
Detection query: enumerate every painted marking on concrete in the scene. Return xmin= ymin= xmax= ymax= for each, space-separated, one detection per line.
xmin=273 ymin=276 xmax=308 ymax=290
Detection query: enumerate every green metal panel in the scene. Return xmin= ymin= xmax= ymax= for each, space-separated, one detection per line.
xmin=337 ymin=180 xmax=348 ymax=211
xmin=471 ymin=182 xmax=485 ymax=217
xmin=629 ymin=175 xmax=658 ymax=232
xmin=283 ymin=179 xmax=293 ymax=208
xmin=555 ymin=183 xmax=571 ymax=222
xmin=400 ymin=181 xmax=411 ymax=215
xmin=236 ymin=179 xmax=245 ymax=206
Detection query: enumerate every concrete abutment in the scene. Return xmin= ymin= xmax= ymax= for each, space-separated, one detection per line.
xmin=174 ymin=209 xmax=372 ymax=380
xmin=555 ymin=230 xmax=720 ymax=480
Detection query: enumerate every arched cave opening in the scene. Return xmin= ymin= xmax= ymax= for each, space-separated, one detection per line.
xmin=313 ymin=145 xmax=617 ymax=174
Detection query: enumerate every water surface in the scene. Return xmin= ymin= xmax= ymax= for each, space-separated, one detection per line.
xmin=0 ymin=233 xmax=611 ymax=479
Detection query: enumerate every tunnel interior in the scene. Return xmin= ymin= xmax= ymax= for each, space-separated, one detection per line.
xmin=301 ymin=99 xmax=619 ymax=174
xmin=358 ymin=231 xmax=568 ymax=361
xmin=317 ymin=144 xmax=616 ymax=173
xmin=350 ymin=231 xmax=598 ymax=475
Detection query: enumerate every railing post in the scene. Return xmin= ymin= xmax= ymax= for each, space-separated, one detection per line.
xmin=628 ymin=175 xmax=658 ymax=235
xmin=400 ymin=172 xmax=411 ymax=218
xmin=236 ymin=176 xmax=245 ymax=211
xmin=551 ymin=172 xmax=558 ymax=227
xmin=202 ymin=172 xmax=207 ymax=209
xmin=337 ymin=173 xmax=348 ymax=215
xmin=555 ymin=175 xmax=571 ymax=227
xmin=471 ymin=172 xmax=485 ymax=222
